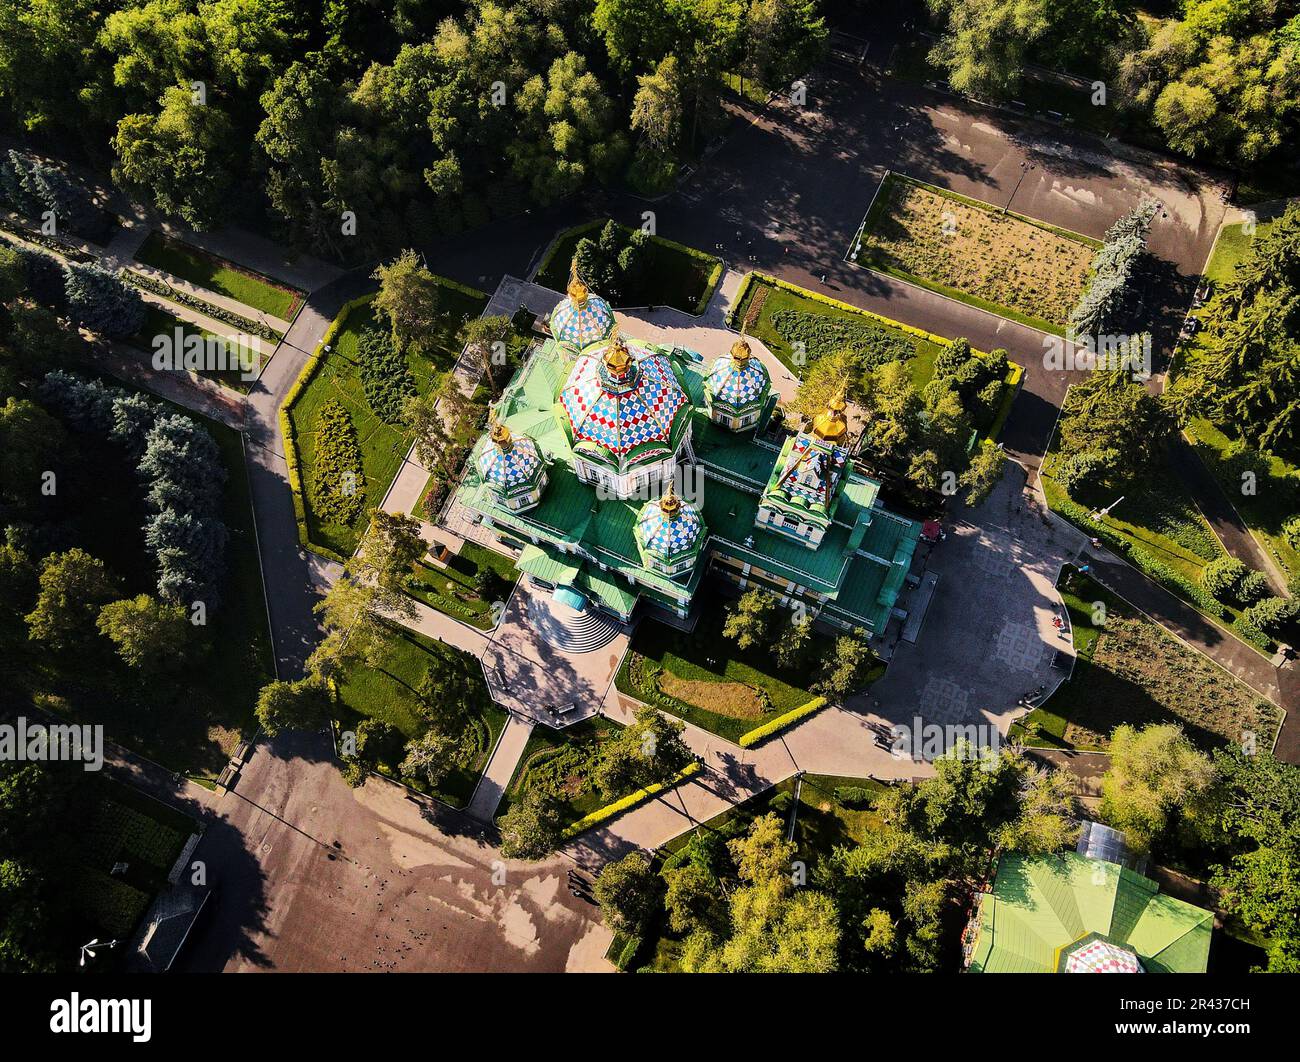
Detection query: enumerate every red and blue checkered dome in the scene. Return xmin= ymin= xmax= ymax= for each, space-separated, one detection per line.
xmin=558 ymin=339 xmax=690 ymax=463
xmin=550 ymin=292 xmax=615 ymax=350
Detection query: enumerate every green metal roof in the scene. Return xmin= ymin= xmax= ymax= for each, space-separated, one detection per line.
xmin=515 ymin=543 xmax=580 ymax=585
xmin=968 ymin=852 xmax=1213 ymax=974
xmin=456 ymin=336 xmax=921 ymax=628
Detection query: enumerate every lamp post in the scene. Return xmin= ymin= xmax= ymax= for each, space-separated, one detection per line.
xmin=1002 ymin=162 xmax=1035 ymax=215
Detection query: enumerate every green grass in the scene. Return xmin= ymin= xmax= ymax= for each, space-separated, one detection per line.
xmin=497 ymin=716 xmax=630 ymax=829
xmin=128 ymin=304 xmax=268 ymax=393
xmin=334 ymin=623 xmax=505 ymax=807
xmin=135 ymin=231 xmax=304 ymax=320
xmin=1184 ymin=419 xmax=1300 ymax=580
xmin=405 ymin=542 xmax=519 ymax=630
xmin=731 ymin=274 xmax=946 ymax=387
xmin=535 ymin=219 xmax=722 ymax=314
xmin=1042 ymin=431 xmax=1228 ymax=591
xmin=1203 ymin=220 xmax=1276 ymax=286
xmin=1013 ymin=569 xmax=1280 ymax=752
xmin=616 ymin=594 xmax=834 ymax=744
xmin=287 ymin=289 xmax=487 ymax=556
xmin=854 ymin=174 xmax=1097 ymax=336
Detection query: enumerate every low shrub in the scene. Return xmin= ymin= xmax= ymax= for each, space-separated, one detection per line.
xmin=311 ymin=400 xmax=365 ymax=525
xmin=1201 ymin=556 xmax=1248 ymax=601
xmin=834 ymin=785 xmax=876 ymax=808
xmin=737 ymin=696 xmax=828 ymax=748
xmin=357 ymin=326 xmax=416 ymax=424
xmin=1237 ymin=570 xmax=1271 ymax=605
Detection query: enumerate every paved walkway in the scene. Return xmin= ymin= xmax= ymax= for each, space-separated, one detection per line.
xmin=869 ymin=463 xmax=1076 ymax=738
xmin=570 ymin=686 xmax=934 ymax=863
xmin=465 ymin=714 xmax=536 ymax=822
xmin=126 ymin=261 xmax=294 ymax=333
xmin=616 ymin=269 xmax=799 ymax=403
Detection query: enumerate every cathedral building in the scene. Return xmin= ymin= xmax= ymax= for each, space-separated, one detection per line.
xmin=454 ymin=263 xmax=922 ymax=630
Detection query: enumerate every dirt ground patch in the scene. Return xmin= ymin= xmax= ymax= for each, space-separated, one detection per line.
xmin=657 ymin=673 xmax=768 ymax=719
xmin=859 ymin=178 xmax=1094 ymax=328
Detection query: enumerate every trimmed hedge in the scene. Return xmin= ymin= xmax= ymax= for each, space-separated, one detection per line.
xmin=559 ymin=761 xmax=702 ymax=841
xmin=126 ymin=269 xmax=281 ymax=341
xmin=280 ymin=294 xmax=374 ymax=560
xmin=737 ymin=696 xmax=828 ymax=748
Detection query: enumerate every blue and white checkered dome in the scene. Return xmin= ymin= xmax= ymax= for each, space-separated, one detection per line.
xmin=636 ymin=484 xmax=704 ymax=564
xmin=550 ymin=266 xmax=615 ymax=350
xmin=706 ymin=337 xmax=770 ymax=411
xmin=478 ymin=423 xmax=544 ymax=492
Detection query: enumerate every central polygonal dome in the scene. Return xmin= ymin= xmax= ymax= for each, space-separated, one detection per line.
xmin=556 ymin=328 xmax=691 ymax=475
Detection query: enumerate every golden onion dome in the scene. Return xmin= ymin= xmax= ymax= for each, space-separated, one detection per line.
xmin=489 ymin=418 xmax=513 ymax=451
xmin=811 ymin=390 xmax=849 ymax=441
xmin=730 ymin=335 xmax=752 ymax=363
xmin=567 ymin=257 xmax=589 ymax=306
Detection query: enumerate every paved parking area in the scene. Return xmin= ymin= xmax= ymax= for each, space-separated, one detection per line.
xmin=863 ymin=463 xmax=1078 ymax=745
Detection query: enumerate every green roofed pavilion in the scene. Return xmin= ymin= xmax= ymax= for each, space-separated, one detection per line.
xmin=967 ymin=852 xmax=1213 ymax=974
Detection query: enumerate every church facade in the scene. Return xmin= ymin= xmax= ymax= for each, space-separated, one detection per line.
xmin=455 ymin=264 xmax=923 ymax=632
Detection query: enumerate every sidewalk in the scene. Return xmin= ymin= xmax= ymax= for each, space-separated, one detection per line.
xmin=569 ymin=686 xmax=933 ymax=863
xmin=464 ymin=713 xmax=535 ymax=822
xmin=616 ymin=269 xmax=800 ymax=403
xmin=126 ymin=261 xmax=294 ymax=333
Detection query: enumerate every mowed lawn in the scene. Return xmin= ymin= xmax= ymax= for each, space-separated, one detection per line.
xmin=334 ymin=623 xmax=506 ymax=808
xmin=1203 ymin=218 xmax=1276 ymax=286
xmin=617 ymin=592 xmax=830 ymax=744
xmin=856 ymin=175 xmax=1097 ymax=334
xmin=1015 ymin=570 xmax=1279 ymax=751
xmin=733 ymin=275 xmax=947 ymax=388
xmin=287 ymin=287 xmax=486 ymax=557
xmin=135 ymin=231 xmax=305 ymax=320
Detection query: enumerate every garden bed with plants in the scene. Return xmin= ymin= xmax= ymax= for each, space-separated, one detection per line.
xmin=496 ymin=717 xmax=631 ymax=829
xmin=282 ymin=284 xmax=487 ymax=558
xmin=615 ymin=592 xmax=871 ymax=744
xmin=854 ymin=173 xmax=1098 ymax=334
xmin=1012 ymin=569 xmax=1280 ymax=751
xmin=404 ymin=542 xmax=519 ymax=630
xmin=730 ymin=272 xmax=948 ymax=386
